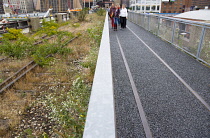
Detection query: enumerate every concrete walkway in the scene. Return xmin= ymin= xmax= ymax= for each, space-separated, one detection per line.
xmin=110 ymin=21 xmax=210 ymax=138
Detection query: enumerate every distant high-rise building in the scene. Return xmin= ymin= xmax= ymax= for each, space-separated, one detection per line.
xmin=40 ymin=0 xmax=78 ymax=12
xmin=3 ymin=0 xmax=34 ymax=14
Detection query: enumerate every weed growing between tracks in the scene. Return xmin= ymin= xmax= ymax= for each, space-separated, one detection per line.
xmin=38 ymin=14 xmax=104 ymax=137
xmin=0 ymin=13 xmax=105 ymax=137
xmin=0 ymin=59 xmax=32 ymax=83
xmin=0 ymin=19 xmax=74 ymax=65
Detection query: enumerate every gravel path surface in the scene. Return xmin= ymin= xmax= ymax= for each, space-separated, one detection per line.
xmin=110 ymin=21 xmax=210 ymax=138
xmin=110 ymin=30 xmax=146 ymax=138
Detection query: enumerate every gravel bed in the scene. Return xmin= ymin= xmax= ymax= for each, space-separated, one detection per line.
xmin=110 ymin=29 xmax=146 ymax=137
xmin=127 ymin=21 xmax=210 ymax=106
xmin=110 ymin=21 xmax=210 ymax=138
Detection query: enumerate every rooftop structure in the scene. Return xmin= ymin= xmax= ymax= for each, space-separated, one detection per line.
xmin=174 ymin=9 xmax=210 ymax=21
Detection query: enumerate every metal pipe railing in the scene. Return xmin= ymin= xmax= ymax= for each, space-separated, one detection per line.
xmin=128 ymin=12 xmax=210 ymax=66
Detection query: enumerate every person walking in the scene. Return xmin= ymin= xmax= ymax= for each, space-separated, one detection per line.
xmin=113 ymin=5 xmax=120 ymax=31
xmin=109 ymin=4 xmax=116 ymax=29
xmin=120 ymin=4 xmax=128 ymax=29
xmin=117 ymin=5 xmax=121 ymax=26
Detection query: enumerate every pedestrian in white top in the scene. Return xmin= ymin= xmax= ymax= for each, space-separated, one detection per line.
xmin=120 ymin=4 xmax=128 ymax=29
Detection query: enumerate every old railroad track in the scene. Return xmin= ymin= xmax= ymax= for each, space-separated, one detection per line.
xmin=0 ymin=35 xmax=79 ymax=94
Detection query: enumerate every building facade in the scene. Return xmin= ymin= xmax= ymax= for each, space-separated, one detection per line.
xmin=114 ymin=0 xmax=129 ymax=7
xmin=83 ymin=0 xmax=93 ymax=8
xmin=20 ymin=0 xmax=34 ymax=13
xmin=33 ymin=0 xmax=41 ymax=11
xmin=130 ymin=0 xmax=161 ymax=13
xmin=40 ymin=0 xmax=77 ymax=13
xmin=3 ymin=0 xmax=34 ymax=14
xmin=122 ymin=0 xmax=130 ymax=7
xmin=191 ymin=0 xmax=210 ymax=10
xmin=161 ymin=0 xmax=187 ymax=13
xmin=0 ymin=0 xmax=4 ymax=14
xmin=161 ymin=0 xmax=210 ymax=13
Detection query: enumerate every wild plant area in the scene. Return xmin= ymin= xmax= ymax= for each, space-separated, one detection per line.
xmin=0 ymin=9 xmax=105 ymax=137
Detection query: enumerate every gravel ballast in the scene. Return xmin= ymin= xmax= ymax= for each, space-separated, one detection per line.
xmin=110 ymin=21 xmax=210 ymax=138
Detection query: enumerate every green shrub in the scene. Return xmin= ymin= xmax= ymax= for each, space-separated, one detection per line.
xmin=59 ymin=21 xmax=70 ymax=27
xmin=81 ymin=22 xmax=104 ymax=76
xmin=0 ymin=36 xmax=34 ymax=58
xmin=35 ymin=20 xmax=59 ymax=36
xmin=31 ymin=31 xmax=73 ymax=66
xmin=80 ymin=46 xmax=98 ymax=75
xmin=42 ymin=19 xmax=59 ymax=28
xmin=3 ymin=28 xmax=24 ymax=40
xmin=77 ymin=8 xmax=89 ymax=22
xmin=87 ymin=25 xmax=103 ymax=45
xmin=32 ymin=41 xmax=72 ymax=66
xmin=72 ymin=23 xmax=80 ymax=28
xmin=0 ymin=25 xmax=73 ymax=61
xmin=56 ymin=31 xmax=74 ymax=45
xmin=96 ymin=8 xmax=106 ymax=16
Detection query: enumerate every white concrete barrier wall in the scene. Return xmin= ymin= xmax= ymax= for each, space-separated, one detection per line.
xmin=83 ymin=13 xmax=115 ymax=138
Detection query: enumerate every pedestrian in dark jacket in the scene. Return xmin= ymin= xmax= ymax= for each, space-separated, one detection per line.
xmin=117 ymin=5 xmax=121 ymax=25
xmin=109 ymin=4 xmax=116 ymax=29
xmin=113 ymin=5 xmax=120 ymax=31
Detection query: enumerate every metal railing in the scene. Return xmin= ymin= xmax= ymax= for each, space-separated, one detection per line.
xmin=128 ymin=12 xmax=210 ymax=66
